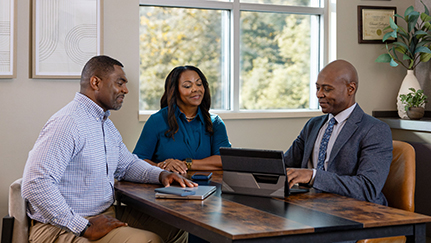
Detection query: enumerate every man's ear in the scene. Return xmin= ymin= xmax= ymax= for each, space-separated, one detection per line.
xmin=347 ymin=82 xmax=356 ymax=96
xmin=90 ymin=76 xmax=101 ymax=91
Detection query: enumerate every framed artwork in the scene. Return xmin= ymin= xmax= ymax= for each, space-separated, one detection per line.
xmin=32 ymin=0 xmax=103 ymax=78
xmin=358 ymin=6 xmax=396 ymax=44
xmin=0 ymin=0 xmax=16 ymax=78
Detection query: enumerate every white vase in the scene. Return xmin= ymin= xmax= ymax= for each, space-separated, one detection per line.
xmin=397 ymin=70 xmax=421 ymax=119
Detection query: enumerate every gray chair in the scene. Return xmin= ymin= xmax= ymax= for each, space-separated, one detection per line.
xmin=1 ymin=178 xmax=29 ymax=243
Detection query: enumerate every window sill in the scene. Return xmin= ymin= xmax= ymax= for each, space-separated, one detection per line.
xmin=138 ymin=109 xmax=323 ymax=122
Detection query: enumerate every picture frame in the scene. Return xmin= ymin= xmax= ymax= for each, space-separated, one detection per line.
xmin=0 ymin=0 xmax=17 ymax=78
xmin=357 ymin=6 xmax=396 ymax=44
xmin=31 ymin=0 xmax=104 ymax=78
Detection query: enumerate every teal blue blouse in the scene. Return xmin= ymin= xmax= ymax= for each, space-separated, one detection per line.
xmin=133 ymin=106 xmax=231 ymax=162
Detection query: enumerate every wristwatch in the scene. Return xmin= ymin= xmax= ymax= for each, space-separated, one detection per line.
xmin=79 ymin=222 xmax=91 ymax=237
xmin=184 ymin=158 xmax=193 ymax=170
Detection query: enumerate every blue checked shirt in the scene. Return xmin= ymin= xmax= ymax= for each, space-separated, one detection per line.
xmin=22 ymin=92 xmax=163 ymax=235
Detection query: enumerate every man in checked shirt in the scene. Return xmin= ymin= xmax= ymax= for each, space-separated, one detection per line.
xmin=22 ymin=55 xmax=196 ymax=243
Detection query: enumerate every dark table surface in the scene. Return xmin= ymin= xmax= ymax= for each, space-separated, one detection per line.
xmin=115 ymin=171 xmax=431 ymax=242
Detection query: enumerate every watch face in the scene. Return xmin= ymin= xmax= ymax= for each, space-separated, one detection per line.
xmin=185 ymin=158 xmax=192 ymax=169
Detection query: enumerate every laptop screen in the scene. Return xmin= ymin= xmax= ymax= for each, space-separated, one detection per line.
xmin=220 ymin=147 xmax=309 ymax=198
xmin=220 ymin=147 xmax=286 ymax=175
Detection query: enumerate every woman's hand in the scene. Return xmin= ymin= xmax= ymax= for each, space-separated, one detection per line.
xmin=157 ymin=158 xmax=187 ymax=174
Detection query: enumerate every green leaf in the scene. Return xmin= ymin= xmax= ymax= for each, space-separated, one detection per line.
xmin=403 ymin=54 xmax=411 ymax=60
xmin=407 ymin=12 xmax=420 ymax=33
xmin=420 ymin=52 xmax=431 ymax=62
xmin=425 ymin=22 xmax=431 ymax=31
xmin=421 ymin=0 xmax=430 ymax=16
xmin=390 ymin=59 xmax=399 ymax=67
xmin=395 ymin=46 xmax=407 ymax=54
xmin=393 ymin=41 xmax=410 ymax=51
xmin=375 ymin=53 xmax=392 ymax=62
xmin=420 ymin=12 xmax=431 ymax=22
xmin=382 ymin=31 xmax=397 ymax=42
xmin=415 ymin=46 xmax=431 ymax=54
xmin=397 ymin=26 xmax=408 ymax=38
xmin=404 ymin=6 xmax=414 ymax=17
xmin=389 ymin=17 xmax=398 ymax=30
xmin=414 ymin=30 xmax=428 ymax=36
xmin=394 ymin=13 xmax=404 ymax=19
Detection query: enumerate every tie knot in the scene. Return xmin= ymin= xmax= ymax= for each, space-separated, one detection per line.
xmin=329 ymin=117 xmax=336 ymax=126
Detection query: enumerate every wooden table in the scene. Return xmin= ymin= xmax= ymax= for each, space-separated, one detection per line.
xmin=115 ymin=171 xmax=431 ymax=243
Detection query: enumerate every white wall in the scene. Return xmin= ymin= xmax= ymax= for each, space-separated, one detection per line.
xmin=0 ymin=0 xmax=414 ymax=233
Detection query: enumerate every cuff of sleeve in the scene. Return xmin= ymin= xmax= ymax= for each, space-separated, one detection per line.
xmin=65 ymin=216 xmax=89 ymax=235
xmin=308 ymin=169 xmax=316 ymax=186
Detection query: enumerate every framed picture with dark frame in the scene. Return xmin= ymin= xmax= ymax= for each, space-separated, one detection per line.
xmin=358 ymin=6 xmax=396 ymax=44
xmin=31 ymin=0 xmax=104 ymax=78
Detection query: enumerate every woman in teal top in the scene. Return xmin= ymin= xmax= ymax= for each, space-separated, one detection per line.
xmin=133 ymin=66 xmax=231 ymax=174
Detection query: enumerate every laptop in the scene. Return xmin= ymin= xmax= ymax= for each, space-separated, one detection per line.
xmin=155 ymin=185 xmax=216 ymax=200
xmin=220 ymin=147 xmax=309 ymax=198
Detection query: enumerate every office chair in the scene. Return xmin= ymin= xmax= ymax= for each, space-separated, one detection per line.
xmin=357 ymin=140 xmax=416 ymax=243
xmin=1 ymin=178 xmax=29 ymax=243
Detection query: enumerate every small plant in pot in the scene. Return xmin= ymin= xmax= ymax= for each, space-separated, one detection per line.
xmin=399 ymin=88 xmax=428 ymax=120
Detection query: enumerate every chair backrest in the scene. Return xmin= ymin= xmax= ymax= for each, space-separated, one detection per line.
xmin=8 ymin=178 xmax=29 ymax=243
xmin=382 ymin=140 xmax=416 ymax=212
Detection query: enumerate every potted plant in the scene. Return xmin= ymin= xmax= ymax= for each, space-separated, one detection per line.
xmin=375 ymin=1 xmax=431 ymax=119
xmin=399 ymin=88 xmax=428 ymax=119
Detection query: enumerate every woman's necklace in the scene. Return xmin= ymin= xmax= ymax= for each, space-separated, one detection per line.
xmin=186 ymin=115 xmax=196 ymax=121
xmin=179 ymin=107 xmax=197 ymax=121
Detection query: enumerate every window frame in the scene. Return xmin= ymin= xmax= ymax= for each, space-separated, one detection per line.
xmin=138 ymin=0 xmax=334 ymax=121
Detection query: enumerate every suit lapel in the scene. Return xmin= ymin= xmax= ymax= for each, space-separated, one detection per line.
xmin=303 ymin=115 xmax=328 ymax=167
xmin=327 ymin=105 xmax=364 ymax=166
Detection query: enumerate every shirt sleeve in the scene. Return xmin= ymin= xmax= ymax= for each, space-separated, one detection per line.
xmin=211 ymin=115 xmax=231 ymax=155
xmin=116 ymin=141 xmax=163 ymax=184
xmin=21 ymin=116 xmax=89 ymax=235
xmin=133 ymin=115 xmax=160 ymax=160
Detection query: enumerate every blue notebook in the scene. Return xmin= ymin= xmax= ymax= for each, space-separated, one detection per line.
xmin=155 ymin=186 xmax=216 ymax=200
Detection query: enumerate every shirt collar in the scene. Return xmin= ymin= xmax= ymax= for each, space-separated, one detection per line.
xmin=175 ymin=105 xmax=204 ymax=124
xmin=75 ymin=92 xmax=110 ymax=121
xmin=328 ymin=103 xmax=357 ymax=124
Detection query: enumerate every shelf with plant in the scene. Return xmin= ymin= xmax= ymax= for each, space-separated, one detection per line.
xmin=375 ymin=1 xmax=431 ymax=70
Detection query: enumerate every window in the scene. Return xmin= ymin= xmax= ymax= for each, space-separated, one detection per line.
xmin=139 ymin=0 xmax=329 ymax=118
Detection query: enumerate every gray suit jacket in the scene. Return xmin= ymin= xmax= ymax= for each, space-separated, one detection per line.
xmin=284 ymin=105 xmax=392 ymax=205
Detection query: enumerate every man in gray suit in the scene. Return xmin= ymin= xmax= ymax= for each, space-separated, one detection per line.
xmin=284 ymin=59 xmax=392 ymax=205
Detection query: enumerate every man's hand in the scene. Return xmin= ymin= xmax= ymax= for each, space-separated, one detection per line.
xmin=159 ymin=171 xmax=198 ymax=188
xmin=286 ymin=168 xmax=313 ymax=188
xmin=83 ymin=215 xmax=127 ymax=240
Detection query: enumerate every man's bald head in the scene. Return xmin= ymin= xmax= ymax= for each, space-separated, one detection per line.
xmin=316 ymin=60 xmax=358 ymax=116
xmin=320 ymin=60 xmax=359 ymax=93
